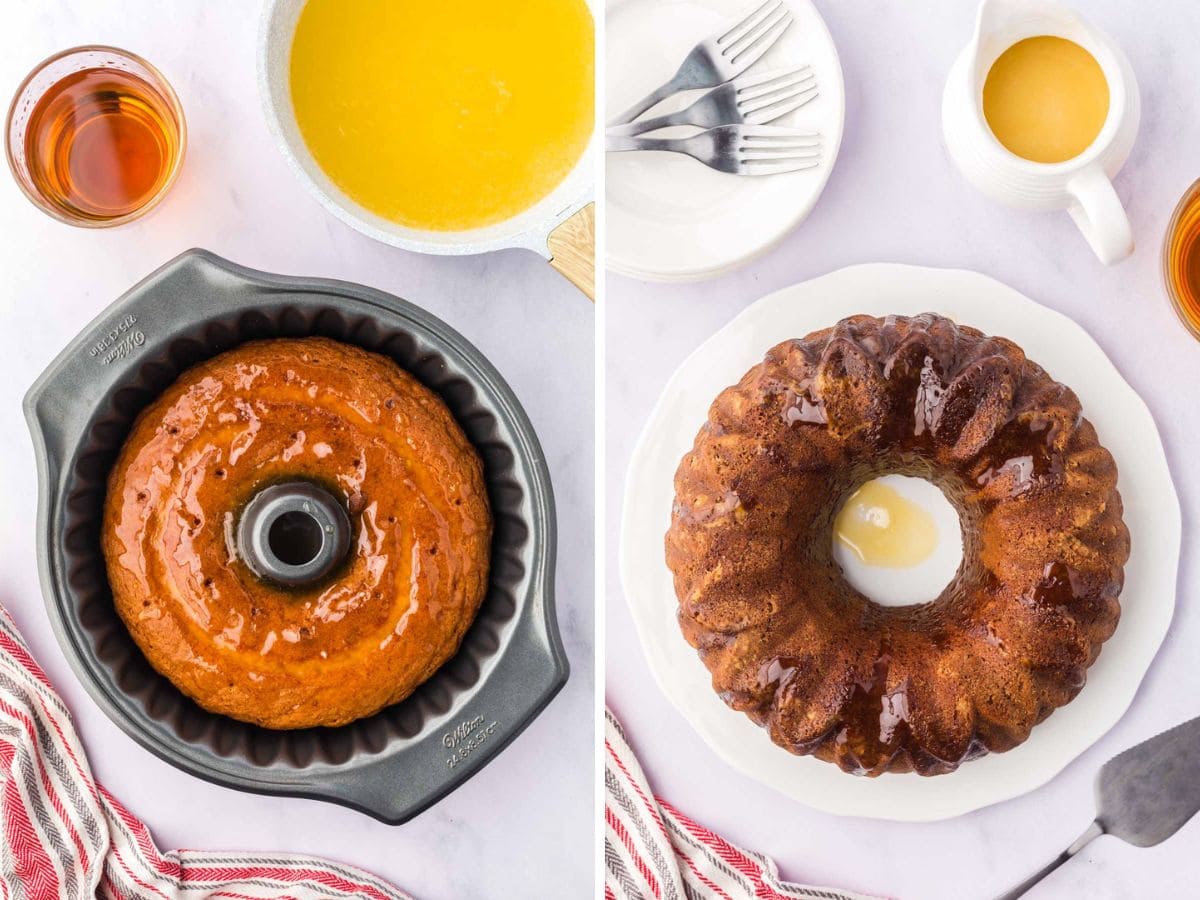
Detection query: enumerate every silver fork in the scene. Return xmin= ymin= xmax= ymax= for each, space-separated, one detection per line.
xmin=607 ymin=66 xmax=816 ymax=137
xmin=605 ymin=124 xmax=821 ymax=176
xmin=609 ymin=0 xmax=795 ymax=126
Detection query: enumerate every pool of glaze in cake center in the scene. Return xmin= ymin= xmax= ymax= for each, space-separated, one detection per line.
xmin=833 ymin=475 xmax=963 ymax=607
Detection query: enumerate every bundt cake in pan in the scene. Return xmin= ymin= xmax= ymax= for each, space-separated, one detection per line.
xmin=102 ymin=336 xmax=492 ymax=730
xmin=665 ymin=313 xmax=1129 ymax=776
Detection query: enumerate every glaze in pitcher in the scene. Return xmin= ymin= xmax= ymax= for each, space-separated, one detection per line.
xmin=942 ymin=0 xmax=1140 ymax=264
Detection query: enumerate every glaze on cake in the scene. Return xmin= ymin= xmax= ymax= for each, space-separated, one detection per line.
xmin=102 ymin=337 xmax=491 ymax=729
xmin=665 ymin=313 xmax=1129 ymax=776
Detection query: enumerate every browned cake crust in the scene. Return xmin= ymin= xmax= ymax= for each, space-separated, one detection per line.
xmin=102 ymin=337 xmax=492 ymax=729
xmin=665 ymin=314 xmax=1129 ymax=776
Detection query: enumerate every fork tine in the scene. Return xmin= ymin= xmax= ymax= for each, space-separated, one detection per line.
xmin=740 ymin=136 xmax=821 ymax=146
xmin=737 ymin=124 xmax=821 ymax=140
xmin=739 ymin=139 xmax=825 ymax=154
xmin=725 ymin=5 xmax=788 ymax=57
xmin=738 ymin=158 xmax=822 ymax=176
xmin=737 ymin=69 xmax=815 ymax=104
xmin=739 ymin=133 xmax=822 ymax=156
xmin=731 ymin=66 xmax=810 ymax=98
xmin=741 ymin=149 xmax=823 ymax=163
xmin=729 ymin=63 xmax=816 ymax=89
xmin=729 ymin=9 xmax=794 ymax=68
xmin=741 ymin=137 xmax=821 ymax=149
xmin=740 ymin=82 xmax=818 ymax=117
xmin=744 ymin=86 xmax=819 ymax=123
xmin=717 ymin=0 xmax=781 ymax=45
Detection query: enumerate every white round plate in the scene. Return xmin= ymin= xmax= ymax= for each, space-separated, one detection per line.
xmin=606 ymin=0 xmax=845 ymax=282
xmin=620 ymin=264 xmax=1180 ymax=822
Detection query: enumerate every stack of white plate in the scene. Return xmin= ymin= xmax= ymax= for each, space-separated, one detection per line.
xmin=606 ymin=0 xmax=846 ymax=281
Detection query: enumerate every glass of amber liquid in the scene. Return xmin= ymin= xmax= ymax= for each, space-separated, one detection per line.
xmin=1164 ymin=178 xmax=1200 ymax=341
xmin=5 ymin=46 xmax=185 ymax=227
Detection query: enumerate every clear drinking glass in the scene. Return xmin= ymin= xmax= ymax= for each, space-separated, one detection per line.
xmin=5 ymin=45 xmax=186 ymax=227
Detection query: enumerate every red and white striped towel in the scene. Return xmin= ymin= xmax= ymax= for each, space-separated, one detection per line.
xmin=0 ymin=602 xmax=410 ymax=900
xmin=605 ymin=708 xmax=880 ymax=900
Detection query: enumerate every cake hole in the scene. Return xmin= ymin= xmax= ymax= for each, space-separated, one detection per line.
xmin=268 ymin=510 xmax=325 ymax=567
xmin=833 ymin=475 xmax=963 ymax=607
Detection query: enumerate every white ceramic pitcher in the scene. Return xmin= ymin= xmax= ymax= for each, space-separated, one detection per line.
xmin=942 ymin=0 xmax=1140 ymax=265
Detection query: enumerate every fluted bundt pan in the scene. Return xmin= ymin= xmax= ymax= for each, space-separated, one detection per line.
xmin=24 ymin=250 xmax=566 ymax=824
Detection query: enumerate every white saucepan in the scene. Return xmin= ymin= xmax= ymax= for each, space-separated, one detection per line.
xmin=258 ymin=0 xmax=596 ymax=298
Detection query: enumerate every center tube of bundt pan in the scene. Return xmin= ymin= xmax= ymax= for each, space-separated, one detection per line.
xmin=235 ymin=481 xmax=352 ymax=588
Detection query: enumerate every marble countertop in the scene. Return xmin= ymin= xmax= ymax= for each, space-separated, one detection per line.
xmin=606 ymin=1 xmax=1199 ymax=898
xmin=0 ymin=2 xmax=593 ymax=898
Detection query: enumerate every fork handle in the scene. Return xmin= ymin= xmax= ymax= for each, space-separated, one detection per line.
xmin=547 ymin=204 xmax=595 ymax=301
xmin=994 ymin=821 xmax=1105 ymax=900
xmin=608 ymin=75 xmax=689 ymax=126
xmin=606 ymin=106 xmax=696 ymax=137
xmin=605 ymin=134 xmax=685 ymax=154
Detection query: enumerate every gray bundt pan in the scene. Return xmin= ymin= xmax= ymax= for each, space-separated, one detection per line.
xmin=24 ymin=249 xmax=567 ymax=824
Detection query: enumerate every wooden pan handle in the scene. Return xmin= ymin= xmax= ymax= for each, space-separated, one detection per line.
xmin=548 ymin=203 xmax=595 ymax=301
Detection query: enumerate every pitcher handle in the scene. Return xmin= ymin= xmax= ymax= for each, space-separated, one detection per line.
xmin=1067 ymin=164 xmax=1134 ymax=265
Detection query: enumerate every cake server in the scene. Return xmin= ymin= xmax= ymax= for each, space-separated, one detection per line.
xmin=998 ymin=715 xmax=1200 ymax=899
xmin=608 ymin=0 xmax=794 ymax=126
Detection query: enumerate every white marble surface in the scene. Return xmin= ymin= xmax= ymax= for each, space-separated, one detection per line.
xmin=606 ymin=1 xmax=1199 ymax=898
xmin=0 ymin=2 xmax=593 ymax=898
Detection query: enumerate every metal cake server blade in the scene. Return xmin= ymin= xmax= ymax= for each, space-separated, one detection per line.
xmin=997 ymin=715 xmax=1200 ymax=899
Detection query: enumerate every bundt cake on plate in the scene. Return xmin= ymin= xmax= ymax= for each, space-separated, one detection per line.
xmin=665 ymin=313 xmax=1130 ymax=776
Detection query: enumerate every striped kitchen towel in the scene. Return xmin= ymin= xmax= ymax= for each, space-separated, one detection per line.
xmin=0 ymin=602 xmax=410 ymax=900
xmin=605 ymin=708 xmax=879 ymax=900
